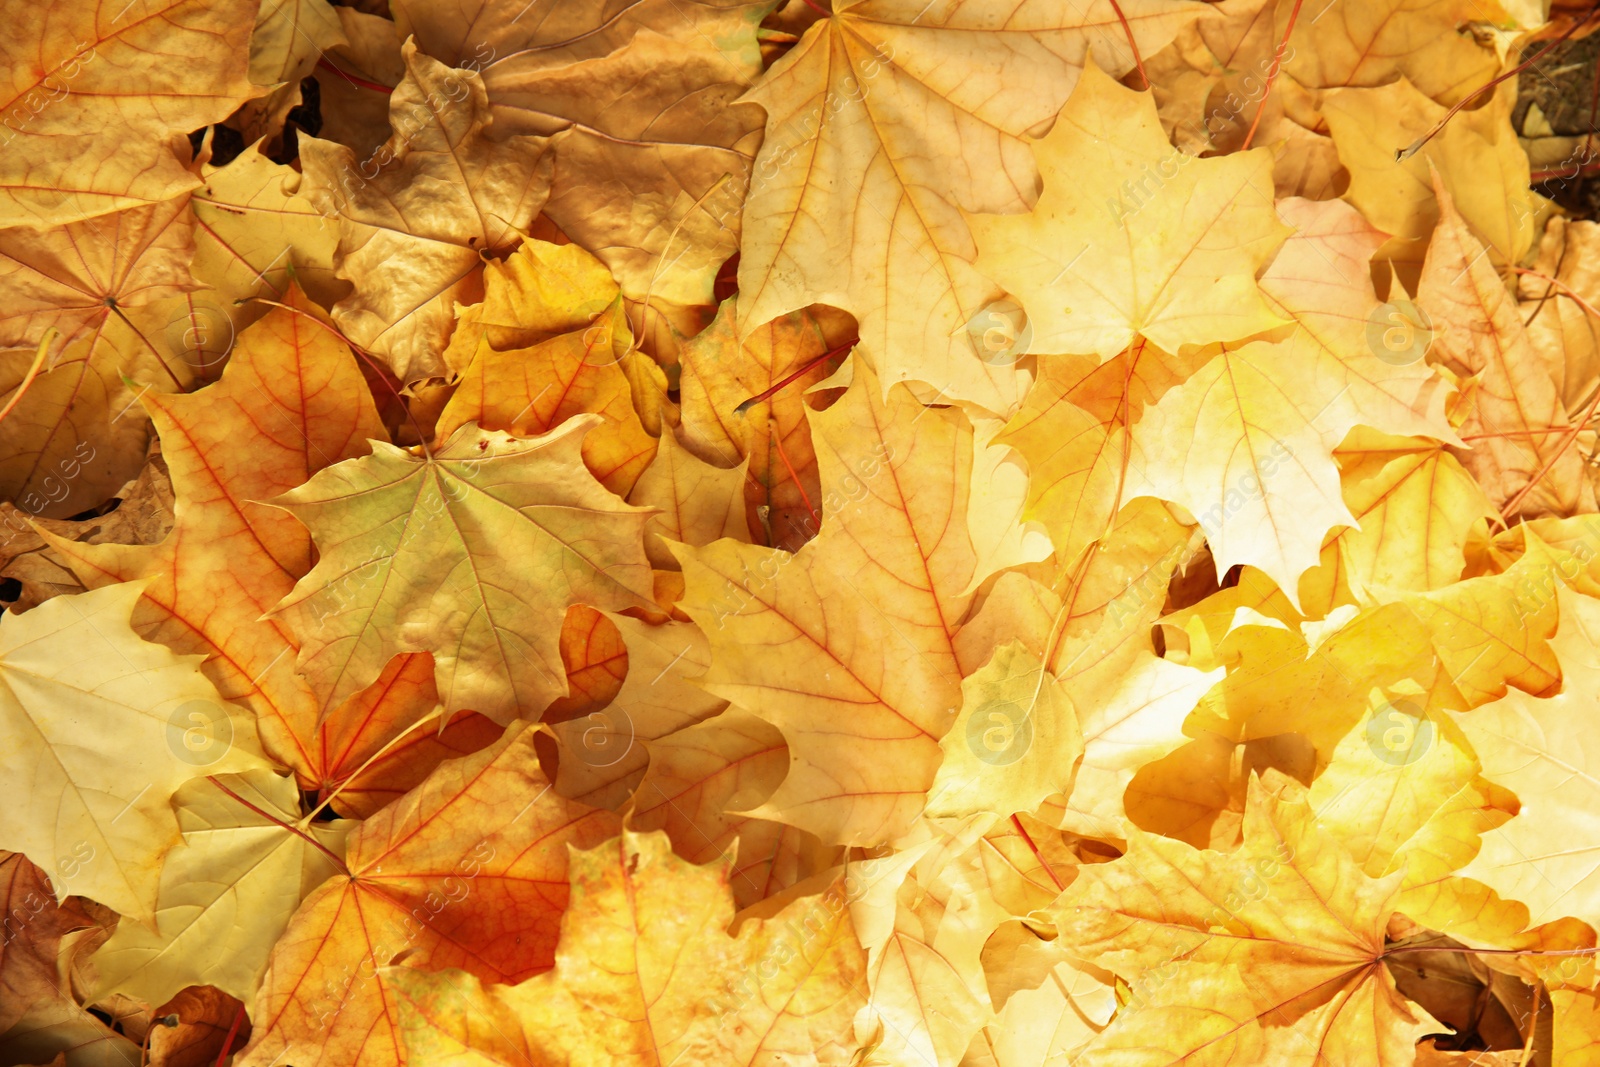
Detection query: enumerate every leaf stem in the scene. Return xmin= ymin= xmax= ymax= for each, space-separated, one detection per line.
xmin=0 ymin=330 xmax=56 ymax=429
xmin=300 ymin=706 xmax=447 ymax=824
xmin=1498 ymin=267 xmax=1600 ymax=520
xmin=734 ymin=337 xmax=857 ymax=415
xmin=1240 ymin=0 xmax=1302 ymax=150
xmin=1396 ymin=3 xmax=1600 ymax=162
xmin=214 ymin=1001 xmax=246 ymax=1067
xmin=1107 ymin=0 xmax=1150 ymax=92
xmin=315 ymin=57 xmax=393 ymax=94
xmin=206 ymin=775 xmax=350 ymax=876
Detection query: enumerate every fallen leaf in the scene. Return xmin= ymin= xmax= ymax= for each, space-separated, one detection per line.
xmin=388 ymin=830 xmax=867 ymax=1067
xmin=271 ymin=417 xmax=656 ymax=722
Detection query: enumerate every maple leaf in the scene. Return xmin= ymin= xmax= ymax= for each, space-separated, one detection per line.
xmin=631 ymin=708 xmax=841 ymax=910
xmin=737 ymin=0 xmax=1199 ymax=411
xmin=676 ymin=360 xmax=977 ymax=845
xmin=3 ymin=2 xmax=1597 ymax=1064
xmin=925 ymin=643 xmax=1084 ymax=821
xmin=0 ymin=0 xmax=261 ymax=225
xmin=0 ymin=853 xmax=98 ymax=1033
xmin=1520 ymin=218 xmax=1600 ymax=416
xmin=388 ymin=830 xmax=867 ymax=1067
xmin=1418 ymin=178 xmax=1594 ymax=519
xmin=0 ymin=582 xmax=264 ymax=921
xmin=86 ymin=769 xmax=353 ymax=1011
xmin=1052 ymin=775 xmax=1436 ymax=1065
xmin=629 ymin=428 xmax=753 ymax=569
xmin=994 ymin=348 xmax=1195 ymax=568
xmin=1325 ymin=428 xmax=1495 ymax=598
xmin=271 ymin=416 xmax=656 ymax=722
xmin=546 ymin=613 xmax=729 ymax=810
xmin=189 ymin=140 xmax=346 ymax=335
xmin=968 ymin=932 xmax=1117 ymax=1066
xmin=1281 ymin=0 xmax=1500 ymax=108
xmin=392 ymin=0 xmax=773 ymax=308
xmin=677 ymin=299 xmax=839 ymax=552
xmin=435 ymin=308 xmax=658 ymax=499
xmin=1127 ymin=196 xmax=1453 ymax=601
xmin=300 ymin=43 xmax=552 ymax=382
xmin=1451 ymin=584 xmax=1600 ymax=931
xmin=236 ymin=722 xmax=621 ymax=1067
xmin=147 ymin=985 xmax=251 ymax=1067
xmin=971 ymin=58 xmax=1291 ymax=360
xmin=232 ymin=0 xmax=346 ymax=142
xmin=42 ymin=287 xmax=496 ymax=817
xmin=0 ymin=194 xmax=202 ymax=518
xmin=1325 ymin=80 xmax=1545 ymax=282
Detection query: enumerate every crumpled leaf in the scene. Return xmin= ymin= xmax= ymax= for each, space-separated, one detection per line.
xmin=147 ymin=985 xmax=250 ymax=1067
xmin=0 ymin=450 xmax=173 ymax=611
xmin=393 ymin=0 xmax=774 ymax=309
xmin=0 ymin=0 xmax=260 ymax=225
xmin=300 ymin=43 xmax=552 ymax=382
xmin=0 ymin=853 xmax=98 ymax=1033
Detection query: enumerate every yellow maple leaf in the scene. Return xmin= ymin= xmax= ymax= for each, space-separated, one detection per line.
xmin=1052 ymin=775 xmax=1436 ymax=1066
xmin=271 ymin=418 xmax=657 ymax=722
xmin=972 ymin=58 xmax=1290 ymax=360
xmin=739 ymin=0 xmax=1199 ymax=411
xmin=300 ymin=44 xmax=551 ymax=382
xmin=0 ymin=0 xmax=261 ymax=225
xmin=676 ymin=360 xmax=976 ymax=845
xmin=0 ymin=582 xmax=263 ymax=922
xmin=388 ymin=830 xmax=867 ymax=1067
